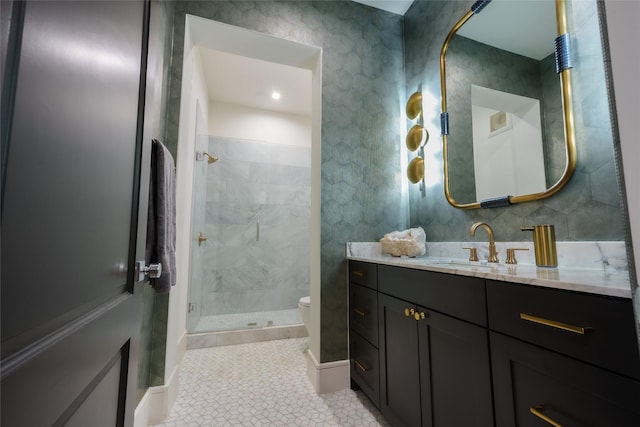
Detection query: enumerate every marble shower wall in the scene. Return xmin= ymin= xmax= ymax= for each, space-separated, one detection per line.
xmin=405 ymin=0 xmax=624 ymax=243
xmin=200 ymin=137 xmax=311 ymax=317
xmin=166 ymin=1 xmax=406 ymax=362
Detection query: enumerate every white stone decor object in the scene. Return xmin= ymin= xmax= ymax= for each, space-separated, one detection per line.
xmin=380 ymin=227 xmax=426 ymax=257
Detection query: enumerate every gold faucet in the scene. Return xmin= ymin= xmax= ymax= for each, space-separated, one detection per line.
xmin=469 ymin=222 xmax=499 ymax=263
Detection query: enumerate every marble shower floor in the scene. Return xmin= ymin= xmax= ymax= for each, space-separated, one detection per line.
xmin=193 ymin=309 xmax=302 ymax=333
xmin=152 ymin=338 xmax=390 ymax=427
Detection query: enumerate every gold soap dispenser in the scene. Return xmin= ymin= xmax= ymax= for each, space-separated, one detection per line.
xmin=521 ymin=224 xmax=558 ymax=267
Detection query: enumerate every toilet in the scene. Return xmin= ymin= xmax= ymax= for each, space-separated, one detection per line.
xmin=298 ymin=296 xmax=310 ymax=333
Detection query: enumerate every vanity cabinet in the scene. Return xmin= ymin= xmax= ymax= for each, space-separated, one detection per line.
xmin=349 ymin=261 xmax=380 ymax=407
xmin=375 ymin=264 xmax=493 ymax=427
xmin=349 ymin=260 xmax=640 ymax=427
xmin=487 ymin=280 xmax=640 ymax=426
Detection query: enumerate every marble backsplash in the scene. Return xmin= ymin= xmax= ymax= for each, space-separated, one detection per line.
xmin=347 ymin=241 xmax=628 ymax=271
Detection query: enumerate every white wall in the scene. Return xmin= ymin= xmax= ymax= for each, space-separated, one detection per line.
xmin=208 ymin=101 xmax=311 ymax=147
xmin=169 ymin=19 xmax=210 ymax=381
xmin=605 ymin=1 xmax=640 ymax=322
xmin=471 ymin=86 xmax=546 ymax=200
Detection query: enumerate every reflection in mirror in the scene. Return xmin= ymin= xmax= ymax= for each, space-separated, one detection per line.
xmin=471 ymin=85 xmax=547 ymax=201
xmin=440 ymin=0 xmax=576 ymax=209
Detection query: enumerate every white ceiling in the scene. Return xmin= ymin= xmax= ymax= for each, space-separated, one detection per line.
xmin=352 ymin=0 xmax=415 ymax=15
xmin=457 ymin=0 xmax=556 ymax=60
xmin=199 ymin=48 xmax=312 ymax=116
xmin=202 ymin=1 xmax=413 ymax=115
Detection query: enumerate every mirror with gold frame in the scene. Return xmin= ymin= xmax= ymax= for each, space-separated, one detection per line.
xmin=440 ymin=0 xmax=577 ymax=209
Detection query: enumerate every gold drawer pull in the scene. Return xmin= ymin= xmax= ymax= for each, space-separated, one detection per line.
xmin=354 ymin=358 xmax=370 ymax=372
xmin=353 ymin=307 xmax=367 ymax=317
xmin=352 ymin=271 xmax=366 ymax=277
xmin=520 ymin=313 xmax=592 ymax=335
xmin=530 ymin=406 xmax=565 ymax=427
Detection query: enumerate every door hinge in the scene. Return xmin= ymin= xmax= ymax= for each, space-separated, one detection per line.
xmin=188 ymin=303 xmax=197 ymax=313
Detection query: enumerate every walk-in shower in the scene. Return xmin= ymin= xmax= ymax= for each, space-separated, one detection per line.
xmin=176 ymin=15 xmax=321 ymax=349
xmin=187 ymin=135 xmax=311 ymax=334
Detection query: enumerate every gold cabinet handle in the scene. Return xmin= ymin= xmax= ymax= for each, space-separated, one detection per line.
xmin=404 ymin=308 xmax=427 ymax=320
xmin=354 ymin=358 xmax=370 ymax=372
xmin=530 ymin=406 xmax=565 ymax=427
xmin=520 ymin=313 xmax=592 ymax=335
xmin=353 ymin=307 xmax=367 ymax=317
xmin=352 ymin=271 xmax=366 ymax=277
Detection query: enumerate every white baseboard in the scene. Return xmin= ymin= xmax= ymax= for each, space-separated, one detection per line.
xmin=305 ymin=349 xmax=350 ymax=394
xmin=133 ymin=388 xmax=152 ymax=427
xmin=177 ymin=329 xmax=187 ymax=364
xmin=134 ymin=364 xmax=180 ymax=427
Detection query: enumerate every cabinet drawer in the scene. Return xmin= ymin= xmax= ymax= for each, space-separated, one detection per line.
xmin=487 ymin=280 xmax=640 ymax=380
xmin=378 ymin=265 xmax=486 ymax=326
xmin=491 ymin=332 xmax=640 ymax=427
xmin=349 ymin=283 xmax=378 ymax=346
xmin=349 ymin=261 xmax=377 ymax=290
xmin=350 ymin=331 xmax=380 ymax=408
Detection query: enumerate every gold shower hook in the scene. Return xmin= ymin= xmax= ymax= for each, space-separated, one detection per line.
xmin=203 ymin=152 xmax=218 ymax=164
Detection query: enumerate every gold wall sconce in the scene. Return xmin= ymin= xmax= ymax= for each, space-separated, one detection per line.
xmin=406 ymin=124 xmax=429 ymax=152
xmin=406 ymin=85 xmax=428 ymax=196
xmin=406 ymin=91 xmax=423 ymax=120
xmin=407 ymin=157 xmax=424 ymax=184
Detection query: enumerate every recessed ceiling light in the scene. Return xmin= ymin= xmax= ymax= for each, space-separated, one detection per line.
xmin=271 ymin=91 xmax=281 ymax=100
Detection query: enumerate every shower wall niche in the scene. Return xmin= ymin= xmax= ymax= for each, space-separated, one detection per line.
xmin=189 ymin=135 xmax=310 ymax=332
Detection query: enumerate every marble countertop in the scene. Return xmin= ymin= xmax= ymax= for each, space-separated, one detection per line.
xmin=346 ymin=243 xmax=632 ymax=299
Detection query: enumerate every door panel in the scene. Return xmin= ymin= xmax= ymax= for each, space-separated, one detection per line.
xmin=1 ymin=0 xmax=143 ymax=353
xmin=65 ymin=356 xmax=122 ymax=427
xmin=1 ymin=1 xmax=149 ymax=426
xmin=2 ymin=294 xmax=138 ymax=425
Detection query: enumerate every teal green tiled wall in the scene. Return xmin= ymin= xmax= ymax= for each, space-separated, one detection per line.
xmin=137 ymin=0 xmax=176 ymax=402
xmin=160 ymin=0 xmax=630 ymax=367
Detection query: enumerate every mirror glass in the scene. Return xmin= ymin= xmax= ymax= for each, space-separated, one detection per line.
xmin=441 ymin=0 xmax=576 ymax=208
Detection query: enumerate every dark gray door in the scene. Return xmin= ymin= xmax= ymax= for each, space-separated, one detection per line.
xmin=1 ymin=1 xmax=149 ymax=426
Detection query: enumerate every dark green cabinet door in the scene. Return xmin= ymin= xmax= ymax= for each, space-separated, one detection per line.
xmin=379 ymin=293 xmax=493 ymax=427
xmin=418 ymin=309 xmax=493 ymax=427
xmin=379 ymin=294 xmax=422 ymax=427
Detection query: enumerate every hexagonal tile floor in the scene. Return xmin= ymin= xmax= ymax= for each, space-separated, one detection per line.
xmin=152 ymin=338 xmax=389 ymax=426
